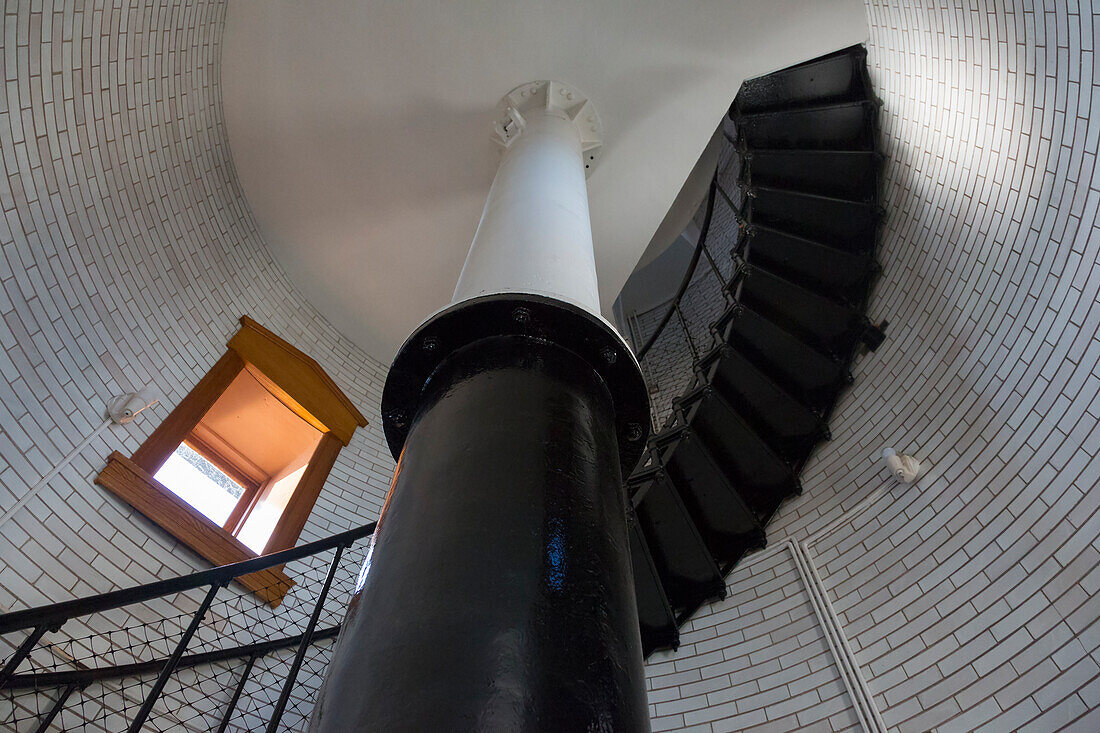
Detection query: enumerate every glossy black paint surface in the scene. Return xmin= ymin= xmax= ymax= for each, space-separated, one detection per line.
xmin=381 ymin=293 xmax=650 ymax=477
xmin=736 ymin=45 xmax=867 ymax=113
xmin=629 ymin=44 xmax=883 ymax=655
xmin=313 ymin=336 xmax=649 ymax=732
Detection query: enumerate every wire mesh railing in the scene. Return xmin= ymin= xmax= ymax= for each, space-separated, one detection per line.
xmin=0 ymin=523 xmax=375 ymax=732
xmin=629 ymin=116 xmax=745 ymax=431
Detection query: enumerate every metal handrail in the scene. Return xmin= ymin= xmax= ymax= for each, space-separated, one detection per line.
xmin=635 ymin=174 xmax=720 ymax=361
xmin=0 ymin=522 xmax=376 ymax=635
xmin=2 ymin=622 xmax=342 ymax=691
xmin=0 ymin=521 xmax=376 ymax=731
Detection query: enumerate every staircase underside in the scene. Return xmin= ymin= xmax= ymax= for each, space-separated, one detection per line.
xmin=628 ymin=45 xmax=884 ymax=656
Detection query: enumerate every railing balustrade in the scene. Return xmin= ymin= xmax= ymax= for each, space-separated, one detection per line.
xmin=0 ymin=523 xmax=376 ymax=732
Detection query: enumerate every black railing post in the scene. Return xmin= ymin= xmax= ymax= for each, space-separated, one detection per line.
xmin=674 ymin=302 xmax=699 ymax=362
xmin=32 ymin=681 xmax=81 ymax=733
xmin=700 ymin=239 xmax=731 ymax=294
xmin=716 ymin=181 xmax=741 ymax=218
xmin=265 ymin=544 xmax=345 ymax=733
xmin=215 ymin=652 xmax=259 ymax=733
xmin=127 ymin=582 xmax=223 ymax=733
xmin=0 ymin=624 xmax=47 ymax=689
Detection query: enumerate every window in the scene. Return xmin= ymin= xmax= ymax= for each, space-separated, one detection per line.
xmin=155 ymin=442 xmax=249 ymax=528
xmin=150 ymin=365 xmax=325 ymax=553
xmin=96 ymin=317 xmax=367 ymax=606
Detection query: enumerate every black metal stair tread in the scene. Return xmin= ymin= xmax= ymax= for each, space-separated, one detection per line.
xmin=747 ymin=220 xmax=872 ymax=256
xmin=737 ymin=101 xmax=874 ymax=151
xmin=747 ymin=147 xmax=879 ymax=156
xmin=714 ymin=303 xmax=847 ymax=414
xmin=745 ymin=149 xmax=880 ymax=202
xmin=736 ymin=97 xmax=874 ymax=119
xmin=698 ymin=344 xmax=825 ymax=461
xmin=630 ymin=523 xmax=680 ymax=656
xmin=736 ymin=45 xmax=868 ymax=114
xmin=740 ymin=255 xmax=861 ymax=312
xmin=678 ymin=386 xmax=799 ymax=523
xmin=746 ymin=187 xmax=878 ymax=251
xmin=630 ymin=469 xmax=726 ymax=615
xmin=680 ymin=384 xmax=798 ymax=488
xmin=653 ymin=427 xmax=765 ymax=564
xmin=738 ymin=265 xmax=864 ymax=356
xmin=743 ymin=226 xmax=877 ymax=301
xmin=751 ymin=183 xmax=875 ymax=208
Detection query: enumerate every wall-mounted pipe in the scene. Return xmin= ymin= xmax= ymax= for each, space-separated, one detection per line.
xmin=0 ymin=419 xmax=111 ymax=529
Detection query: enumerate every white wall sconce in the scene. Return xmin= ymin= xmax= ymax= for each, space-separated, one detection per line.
xmin=882 ymin=447 xmax=921 ymax=483
xmin=106 ymin=391 xmax=158 ymax=425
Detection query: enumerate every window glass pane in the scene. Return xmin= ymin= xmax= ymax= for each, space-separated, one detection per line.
xmin=154 ymin=443 xmax=243 ymax=526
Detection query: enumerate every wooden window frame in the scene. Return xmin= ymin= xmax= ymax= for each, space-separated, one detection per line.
xmin=96 ymin=317 xmax=367 ymax=606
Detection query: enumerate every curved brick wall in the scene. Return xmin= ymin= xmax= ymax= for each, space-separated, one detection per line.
xmin=0 ymin=2 xmax=396 ymax=728
xmin=3 ymin=0 xmax=1100 ymax=731
xmin=0 ymin=0 xmax=392 ymax=634
xmin=647 ymin=1 xmax=1100 ymax=731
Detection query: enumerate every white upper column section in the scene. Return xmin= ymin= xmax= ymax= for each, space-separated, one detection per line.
xmin=452 ymin=81 xmax=604 ymax=316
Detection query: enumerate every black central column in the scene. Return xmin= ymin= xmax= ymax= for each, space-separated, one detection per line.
xmin=311 ymin=317 xmax=649 ymax=731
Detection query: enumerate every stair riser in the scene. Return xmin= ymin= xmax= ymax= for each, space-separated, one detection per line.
xmin=715 ymin=305 xmax=846 ymax=414
xmin=745 ymin=232 xmax=875 ymax=301
xmin=707 ymin=348 xmax=824 ymax=461
xmin=659 ymin=432 xmax=764 ymax=562
xmin=747 ymin=193 xmax=877 ymax=251
xmin=630 ymin=523 xmax=680 ymax=655
xmin=682 ymin=390 xmax=799 ymax=522
xmin=747 ymin=151 xmax=879 ymax=200
xmin=632 ymin=472 xmax=727 ymax=615
xmin=739 ymin=104 xmax=873 ymax=151
xmin=737 ymin=46 xmax=867 ymax=113
xmin=738 ymin=270 xmax=863 ymax=357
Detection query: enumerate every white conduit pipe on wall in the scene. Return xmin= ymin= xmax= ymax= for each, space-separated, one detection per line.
xmin=743 ymin=485 xmax=891 ymax=733
xmin=0 ymin=392 xmax=157 ymax=529
xmin=786 ymin=541 xmax=877 ymax=733
xmin=799 ymin=540 xmax=890 ymax=733
xmin=0 ymin=418 xmax=112 ymax=529
xmin=791 ymin=541 xmax=888 ymax=733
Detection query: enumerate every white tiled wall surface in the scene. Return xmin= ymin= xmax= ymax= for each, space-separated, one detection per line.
xmin=0 ymin=0 xmax=394 ymax=598
xmin=646 ymin=550 xmax=863 ymax=733
xmin=648 ymin=1 xmax=1100 ymax=731
xmin=3 ymin=0 xmax=1100 ymax=730
xmin=0 ymin=0 xmax=394 ymax=729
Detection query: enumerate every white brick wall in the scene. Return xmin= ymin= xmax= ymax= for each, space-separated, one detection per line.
xmin=0 ymin=1 xmax=394 ymax=729
xmin=3 ymin=0 xmax=1100 ymax=731
xmin=649 ymin=1 xmax=1100 ymax=731
xmin=0 ymin=0 xmax=393 ymax=603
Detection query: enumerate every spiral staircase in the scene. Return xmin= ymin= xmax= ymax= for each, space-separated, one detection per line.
xmin=627 ymin=44 xmax=885 ymax=655
xmin=0 ymin=45 xmax=884 ymax=730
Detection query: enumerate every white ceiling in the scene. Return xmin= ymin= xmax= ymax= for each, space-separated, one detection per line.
xmin=223 ymin=0 xmax=867 ymax=362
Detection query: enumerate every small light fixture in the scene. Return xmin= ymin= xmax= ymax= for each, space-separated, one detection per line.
xmin=106 ymin=391 xmax=158 ymax=425
xmin=882 ymin=447 xmax=921 ymax=483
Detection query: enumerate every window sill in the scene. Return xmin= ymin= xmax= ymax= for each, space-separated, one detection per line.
xmin=95 ymin=452 xmax=295 ymax=607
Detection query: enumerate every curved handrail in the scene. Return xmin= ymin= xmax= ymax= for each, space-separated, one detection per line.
xmin=635 ymin=174 xmax=720 ymax=361
xmin=2 ymin=624 xmax=342 ymax=691
xmin=0 ymin=522 xmax=376 ymax=635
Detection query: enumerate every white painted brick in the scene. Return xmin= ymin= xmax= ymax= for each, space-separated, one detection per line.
xmin=644 ymin=2 xmax=1100 ymax=731
xmin=2 ymin=0 xmax=1100 ymax=730
xmin=0 ymin=1 xmax=395 ymax=728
